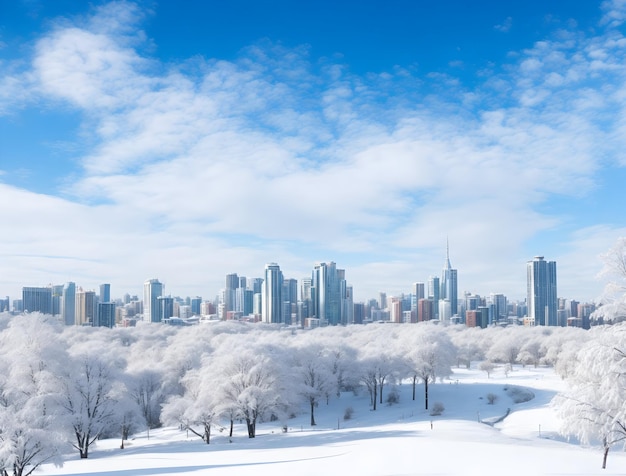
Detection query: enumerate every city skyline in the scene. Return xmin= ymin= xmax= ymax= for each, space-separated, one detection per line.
xmin=3 ymin=1 xmax=626 ymax=303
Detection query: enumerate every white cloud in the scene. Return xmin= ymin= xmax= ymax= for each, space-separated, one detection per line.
xmin=3 ymin=1 xmax=626 ymax=303
xmin=494 ymin=17 xmax=513 ymax=33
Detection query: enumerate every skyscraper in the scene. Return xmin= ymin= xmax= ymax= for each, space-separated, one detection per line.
xmin=312 ymin=262 xmax=342 ymax=325
xmin=144 ymin=279 xmax=164 ymax=323
xmin=262 ymin=263 xmax=283 ymax=324
xmin=527 ymin=256 xmax=557 ymax=326
xmin=441 ymin=240 xmax=458 ymax=316
xmin=75 ymin=289 xmax=96 ymax=325
xmin=428 ymin=276 xmax=440 ymax=319
xmin=22 ymin=286 xmax=52 ymax=314
xmin=96 ymin=302 xmax=116 ymax=328
xmin=99 ymin=283 xmax=111 ymax=303
xmin=157 ymin=296 xmax=174 ymax=322
xmin=62 ymin=282 xmax=76 ymax=325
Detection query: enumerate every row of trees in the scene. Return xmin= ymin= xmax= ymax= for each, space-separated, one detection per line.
xmin=0 ymin=310 xmax=593 ymax=476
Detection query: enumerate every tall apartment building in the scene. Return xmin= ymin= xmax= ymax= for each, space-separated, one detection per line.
xmin=144 ymin=279 xmax=164 ymax=323
xmin=312 ymin=261 xmax=347 ymax=326
xmin=527 ymin=256 xmax=557 ymax=326
xmin=75 ymin=288 xmax=96 ymax=325
xmin=22 ymin=286 xmax=52 ymax=314
xmin=62 ymin=282 xmax=76 ymax=325
xmin=441 ymin=240 xmax=458 ymax=316
xmin=262 ymin=263 xmax=283 ymax=324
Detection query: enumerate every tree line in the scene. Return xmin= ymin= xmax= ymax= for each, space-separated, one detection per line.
xmin=0 ymin=311 xmax=594 ymax=476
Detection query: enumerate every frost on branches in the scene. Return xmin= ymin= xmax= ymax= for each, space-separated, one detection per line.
xmin=592 ymin=237 xmax=626 ymax=324
xmin=556 ymin=324 xmax=626 ymax=469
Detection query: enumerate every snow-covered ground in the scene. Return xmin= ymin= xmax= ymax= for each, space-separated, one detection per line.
xmin=38 ymin=364 xmax=625 ymax=476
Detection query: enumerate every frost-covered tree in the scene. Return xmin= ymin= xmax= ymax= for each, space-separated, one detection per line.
xmin=57 ymin=351 xmax=125 ymax=458
xmin=404 ymin=327 xmax=455 ymax=410
xmin=517 ymin=337 xmax=544 ymax=368
xmin=0 ymin=315 xmax=66 ymax=476
xmin=289 ymin=343 xmax=336 ymax=426
xmin=479 ymin=361 xmax=496 ymax=378
xmin=219 ymin=348 xmax=287 ymax=438
xmin=592 ymin=237 xmax=626 ymax=324
xmin=486 ymin=328 xmax=522 ymax=366
xmin=161 ymin=357 xmax=218 ymax=444
xmin=126 ymin=369 xmax=165 ymax=430
xmin=449 ymin=327 xmax=485 ymax=369
xmin=556 ymin=325 xmax=626 ymax=469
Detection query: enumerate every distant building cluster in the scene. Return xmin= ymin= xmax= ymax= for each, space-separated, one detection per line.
xmin=3 ymin=247 xmax=597 ymax=329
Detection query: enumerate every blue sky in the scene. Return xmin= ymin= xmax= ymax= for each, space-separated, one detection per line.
xmin=1 ymin=0 xmax=626 ymax=304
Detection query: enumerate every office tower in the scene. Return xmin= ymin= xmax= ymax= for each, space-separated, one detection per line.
xmin=343 ymin=285 xmax=354 ymax=325
xmin=100 ymin=283 xmax=111 ymax=303
xmin=51 ymin=285 xmax=63 ymax=316
xmin=75 ymin=289 xmax=96 ymax=325
xmin=157 ymin=296 xmax=174 ymax=322
xmin=353 ymin=302 xmax=365 ymax=324
xmin=22 ymin=286 xmax=52 ymax=314
xmin=300 ymin=277 xmax=312 ymax=321
xmin=282 ymin=278 xmax=298 ymax=325
xmin=223 ymin=273 xmax=239 ymax=315
xmin=0 ymin=297 xmax=8 ymax=313
xmin=262 ymin=263 xmax=283 ymax=324
xmin=62 ymin=282 xmax=76 ymax=325
xmin=191 ymin=297 xmax=202 ymax=316
xmin=413 ymin=282 xmax=425 ymax=300
xmin=441 ymin=240 xmax=458 ymax=316
xmin=428 ymin=276 xmax=440 ymax=319
xmin=417 ymin=298 xmax=433 ymax=322
xmin=439 ymin=298 xmax=452 ymax=323
xmin=96 ymin=302 xmax=116 ymax=328
xmin=527 ymin=256 xmax=557 ymax=326
xmin=490 ymin=293 xmax=507 ymax=323
xmin=378 ymin=292 xmax=387 ymax=310
xmin=144 ymin=279 xmax=164 ymax=323
xmin=312 ymin=262 xmax=342 ymax=325
xmin=390 ymin=297 xmax=403 ymax=323
xmin=235 ymin=287 xmax=253 ymax=315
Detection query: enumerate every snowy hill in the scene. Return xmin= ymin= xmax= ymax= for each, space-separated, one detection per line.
xmin=37 ymin=364 xmax=626 ymax=476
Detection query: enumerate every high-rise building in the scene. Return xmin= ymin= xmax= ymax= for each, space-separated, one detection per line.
xmin=191 ymin=297 xmax=202 ymax=316
xmin=224 ymin=273 xmax=239 ymax=315
xmin=96 ymin=302 xmax=116 ymax=328
xmin=22 ymin=286 xmax=52 ymax=314
xmin=441 ymin=239 xmax=458 ymax=316
xmin=0 ymin=297 xmax=9 ymax=313
xmin=262 ymin=263 xmax=283 ymax=324
xmin=413 ymin=282 xmax=425 ymax=300
xmin=100 ymin=283 xmax=111 ymax=303
xmin=282 ymin=278 xmax=298 ymax=325
xmin=490 ymin=293 xmax=507 ymax=323
xmin=417 ymin=298 xmax=433 ymax=322
xmin=75 ymin=289 xmax=96 ymax=325
xmin=62 ymin=282 xmax=76 ymax=325
xmin=527 ymin=256 xmax=557 ymax=326
xmin=51 ymin=285 xmax=63 ymax=316
xmin=312 ymin=262 xmax=343 ymax=325
xmin=428 ymin=276 xmax=440 ymax=319
xmin=144 ymin=279 xmax=164 ymax=323
xmin=157 ymin=296 xmax=174 ymax=322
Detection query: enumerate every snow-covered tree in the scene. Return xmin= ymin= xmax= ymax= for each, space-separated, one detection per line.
xmin=57 ymin=351 xmax=125 ymax=458
xmin=556 ymin=325 xmax=626 ymax=469
xmin=219 ymin=348 xmax=287 ymax=438
xmin=161 ymin=357 xmax=218 ymax=444
xmin=0 ymin=315 xmax=66 ymax=476
xmin=592 ymin=237 xmax=626 ymax=324
xmin=126 ymin=369 xmax=165 ymax=430
xmin=289 ymin=344 xmax=336 ymax=426
xmin=405 ymin=326 xmax=455 ymax=410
